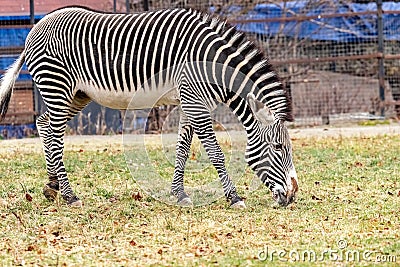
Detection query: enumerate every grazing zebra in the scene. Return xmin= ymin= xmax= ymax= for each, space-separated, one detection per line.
xmin=0 ymin=7 xmax=298 ymax=208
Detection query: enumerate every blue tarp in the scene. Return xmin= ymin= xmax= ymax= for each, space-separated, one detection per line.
xmin=0 ymin=15 xmax=44 ymax=81
xmin=215 ymin=1 xmax=400 ymax=42
xmin=0 ymin=15 xmax=43 ymax=47
xmin=0 ymin=123 xmax=36 ymax=139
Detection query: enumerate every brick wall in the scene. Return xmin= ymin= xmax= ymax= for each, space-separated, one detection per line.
xmin=2 ymin=84 xmax=35 ymax=124
xmin=0 ymin=0 xmax=115 ymax=15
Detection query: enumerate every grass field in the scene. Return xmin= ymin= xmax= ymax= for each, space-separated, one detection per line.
xmin=0 ymin=128 xmax=399 ymax=266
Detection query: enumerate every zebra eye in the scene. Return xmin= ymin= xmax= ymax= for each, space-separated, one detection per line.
xmin=273 ymin=143 xmax=283 ymax=150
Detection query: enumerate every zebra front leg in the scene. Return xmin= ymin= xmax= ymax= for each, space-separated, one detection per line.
xmin=171 ymin=111 xmax=194 ymax=206
xmin=181 ymin=104 xmax=246 ymax=209
xmin=37 ymin=112 xmax=59 ymax=201
xmin=199 ymin=132 xmax=246 ymax=208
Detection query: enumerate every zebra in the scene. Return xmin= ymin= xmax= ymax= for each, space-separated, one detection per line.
xmin=0 ymin=7 xmax=298 ymax=208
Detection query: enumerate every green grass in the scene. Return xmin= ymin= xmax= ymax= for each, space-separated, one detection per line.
xmin=0 ymin=133 xmax=399 ymax=266
xmin=357 ymin=120 xmax=391 ymax=126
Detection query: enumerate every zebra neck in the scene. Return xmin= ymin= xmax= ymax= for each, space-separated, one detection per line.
xmin=251 ymin=84 xmax=293 ymax=122
xmin=222 ymin=70 xmax=292 ymax=122
xmin=227 ymin=94 xmax=260 ymax=137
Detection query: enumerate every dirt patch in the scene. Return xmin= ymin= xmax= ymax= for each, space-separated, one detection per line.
xmin=289 ymin=124 xmax=400 ymax=139
xmin=0 ymin=124 xmax=399 ymax=152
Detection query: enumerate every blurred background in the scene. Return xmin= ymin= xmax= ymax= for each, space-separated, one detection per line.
xmin=1 ymin=0 xmax=399 ymax=138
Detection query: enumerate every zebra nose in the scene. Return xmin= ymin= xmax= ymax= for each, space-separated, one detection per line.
xmin=272 ymin=189 xmax=289 ymax=207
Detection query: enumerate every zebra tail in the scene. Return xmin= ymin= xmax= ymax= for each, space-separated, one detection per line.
xmin=0 ymin=50 xmax=26 ymax=121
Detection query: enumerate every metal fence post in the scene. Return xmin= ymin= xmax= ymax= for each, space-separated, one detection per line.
xmin=29 ymin=0 xmax=34 ymax=24
xmin=143 ymin=0 xmax=149 ymax=11
xmin=377 ymin=0 xmax=385 ymax=117
xmin=30 ymin=0 xmax=39 ymax=123
xmin=126 ymin=0 xmax=130 ymax=13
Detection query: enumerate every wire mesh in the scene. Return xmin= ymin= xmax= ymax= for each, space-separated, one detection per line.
xmin=0 ymin=1 xmax=399 ymax=138
xmin=215 ymin=0 xmax=398 ymax=126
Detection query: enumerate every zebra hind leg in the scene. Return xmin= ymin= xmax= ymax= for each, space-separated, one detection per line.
xmin=37 ymin=112 xmax=59 ymax=201
xmin=47 ymin=114 xmax=82 ymax=206
xmin=40 ymin=90 xmax=91 ymax=207
xmin=181 ymin=103 xmax=246 ymax=209
xmin=57 ymin=92 xmax=91 ymax=206
xmin=171 ymin=110 xmax=194 ymax=206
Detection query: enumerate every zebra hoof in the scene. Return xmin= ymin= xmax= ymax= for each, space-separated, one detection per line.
xmin=229 ymin=193 xmax=246 ymax=209
xmin=69 ymin=200 xmax=83 ymax=208
xmin=230 ymin=200 xmax=246 ymax=209
xmin=66 ymin=196 xmax=83 ymax=208
xmin=43 ymin=184 xmax=58 ymax=201
xmin=178 ymin=197 xmax=193 ymax=207
xmin=177 ymin=192 xmax=193 ymax=207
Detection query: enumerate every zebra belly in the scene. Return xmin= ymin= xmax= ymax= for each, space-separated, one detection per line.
xmin=77 ymin=82 xmax=180 ymax=110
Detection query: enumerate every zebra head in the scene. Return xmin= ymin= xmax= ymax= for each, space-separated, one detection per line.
xmin=245 ymin=94 xmax=298 ymax=207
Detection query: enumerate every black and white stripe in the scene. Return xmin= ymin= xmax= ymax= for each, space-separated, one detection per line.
xmin=0 ymin=7 xmax=298 ymax=207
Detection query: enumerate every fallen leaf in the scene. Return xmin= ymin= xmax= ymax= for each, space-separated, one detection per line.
xmin=109 ymin=196 xmax=119 ymax=203
xmin=52 ymin=231 xmax=60 ymax=237
xmin=132 ymin=192 xmax=143 ymax=201
xmin=25 ymin=193 xmax=33 ymax=202
xmin=354 ymin=161 xmax=363 ymax=167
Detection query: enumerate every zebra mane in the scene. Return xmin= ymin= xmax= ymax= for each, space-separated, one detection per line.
xmin=199 ymin=11 xmax=293 ymax=122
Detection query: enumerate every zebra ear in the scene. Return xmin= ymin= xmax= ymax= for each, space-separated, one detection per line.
xmin=246 ymin=94 xmax=274 ymax=125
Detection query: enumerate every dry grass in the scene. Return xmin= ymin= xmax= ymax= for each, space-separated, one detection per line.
xmin=0 ymin=131 xmax=399 ymax=266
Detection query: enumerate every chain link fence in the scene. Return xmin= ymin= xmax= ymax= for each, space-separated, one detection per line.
xmin=227 ymin=0 xmax=399 ymax=126
xmin=1 ymin=1 xmax=399 ymax=137
xmin=128 ymin=0 xmax=400 ymax=129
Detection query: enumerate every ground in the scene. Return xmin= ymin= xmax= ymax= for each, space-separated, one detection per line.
xmin=0 ymin=124 xmax=399 ymax=266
